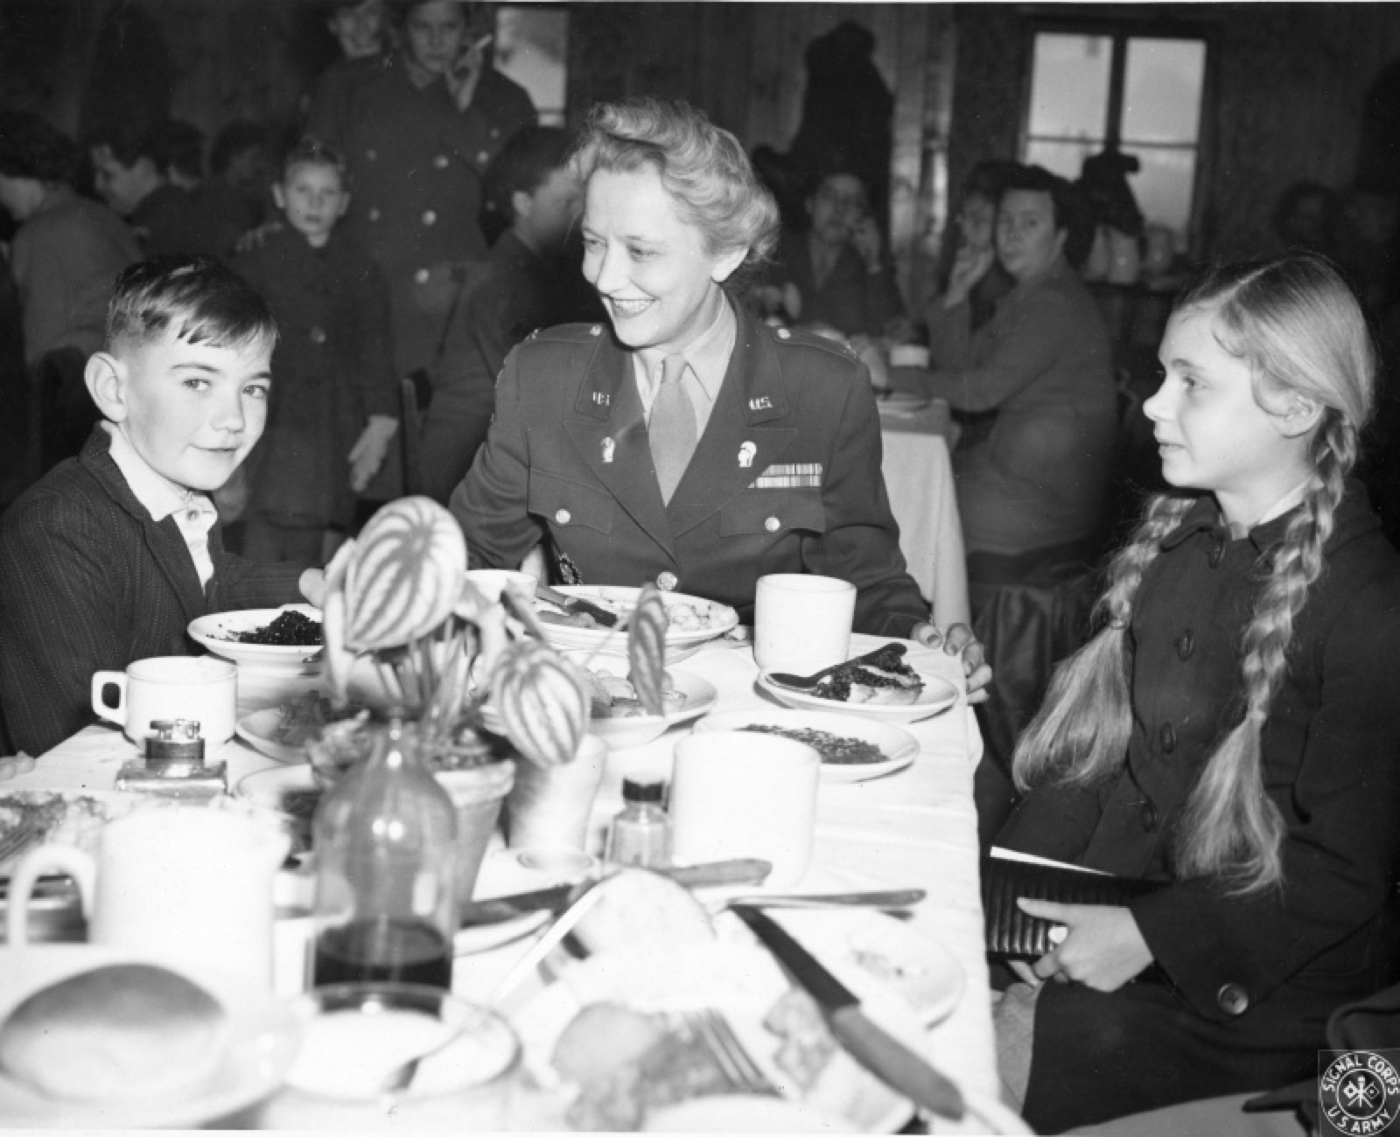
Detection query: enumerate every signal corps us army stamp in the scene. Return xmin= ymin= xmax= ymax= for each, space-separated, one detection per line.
xmin=1319 ymin=1050 xmax=1400 ymax=1135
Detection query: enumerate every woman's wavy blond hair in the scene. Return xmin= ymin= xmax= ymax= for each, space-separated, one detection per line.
xmin=1012 ymin=251 xmax=1376 ymax=894
xmin=568 ymin=98 xmax=780 ymax=278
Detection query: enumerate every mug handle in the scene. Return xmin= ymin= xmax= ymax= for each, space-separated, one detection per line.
xmin=7 ymin=846 xmax=95 ymax=946
xmin=91 ymin=671 xmax=127 ymax=727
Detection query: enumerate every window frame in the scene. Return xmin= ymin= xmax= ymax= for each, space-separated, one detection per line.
xmin=1017 ymin=16 xmax=1215 ymax=257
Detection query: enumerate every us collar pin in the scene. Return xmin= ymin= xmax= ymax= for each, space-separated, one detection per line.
xmin=748 ymin=396 xmax=773 ymax=411
xmin=592 ymin=391 xmax=611 ymax=407
xmin=601 ymin=437 xmax=616 ymax=464
xmin=738 ymin=441 xmax=756 ymax=468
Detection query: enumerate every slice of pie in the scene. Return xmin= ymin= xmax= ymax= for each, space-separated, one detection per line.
xmin=811 ymin=645 xmax=925 ymax=705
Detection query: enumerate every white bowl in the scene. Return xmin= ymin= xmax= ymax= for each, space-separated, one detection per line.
xmin=534 ymin=586 xmax=737 ymax=662
xmin=188 ymin=607 xmax=323 ymax=674
xmin=755 ymin=668 xmax=959 ymax=724
xmin=555 ymin=650 xmax=717 ymax=750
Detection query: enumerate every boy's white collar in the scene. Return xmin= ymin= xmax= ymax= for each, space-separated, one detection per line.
xmin=101 ymin=422 xmax=213 ymax=521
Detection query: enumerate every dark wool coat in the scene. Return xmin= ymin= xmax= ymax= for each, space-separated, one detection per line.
xmin=996 ymin=485 xmax=1400 ymax=1132
xmin=0 ymin=429 xmax=305 ymax=756
xmin=234 ymin=227 xmax=397 ymax=529
xmin=451 ymin=303 xmax=930 ymax=637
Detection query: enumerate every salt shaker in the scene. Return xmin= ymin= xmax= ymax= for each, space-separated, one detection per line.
xmin=604 ymin=779 xmax=671 ymax=868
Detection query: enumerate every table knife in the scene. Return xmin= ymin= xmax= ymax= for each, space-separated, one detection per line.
xmin=730 ymin=903 xmax=966 ymax=1121
xmin=458 ymin=858 xmax=772 ymax=926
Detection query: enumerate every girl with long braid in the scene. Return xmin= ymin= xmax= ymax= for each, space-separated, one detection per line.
xmin=992 ymin=252 xmax=1400 ymax=1132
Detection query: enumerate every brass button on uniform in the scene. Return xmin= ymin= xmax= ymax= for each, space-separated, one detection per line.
xmin=764 ymin=516 xmax=780 ymax=533
xmin=554 ymin=509 xmax=571 ymax=525
xmin=1176 ymin=629 xmax=1195 ymax=660
xmin=413 ymin=268 xmax=430 ymax=285
xmin=422 ymin=210 xmax=437 ymax=227
xmin=309 ymin=326 xmax=327 ymax=345
xmin=1160 ymin=722 xmax=1177 ymax=753
xmin=776 ymin=328 xmax=791 ymax=340
xmin=433 ymin=154 xmax=449 ymax=169
xmin=1217 ymin=983 xmax=1249 ymax=1016
xmin=656 ymin=571 xmax=678 ymax=591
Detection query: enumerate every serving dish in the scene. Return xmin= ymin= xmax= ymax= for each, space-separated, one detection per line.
xmin=187 ymin=606 xmax=323 ymax=674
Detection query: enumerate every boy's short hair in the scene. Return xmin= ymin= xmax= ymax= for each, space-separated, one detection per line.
xmin=106 ymin=255 xmax=278 ymax=355
xmin=482 ymin=126 xmax=573 ymax=221
xmin=279 ymin=135 xmax=349 ymax=188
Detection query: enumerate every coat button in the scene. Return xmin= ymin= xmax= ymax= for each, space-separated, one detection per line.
xmin=1160 ymin=722 xmax=1177 ymax=753
xmin=777 ymin=327 xmax=791 ymax=340
xmin=309 ymin=326 xmax=327 ymax=345
xmin=367 ymin=207 xmax=381 ymax=222
xmin=764 ymin=516 xmax=780 ymax=533
xmin=554 ymin=509 xmax=571 ymax=525
xmin=365 ymin=148 xmax=378 ymax=161
xmin=589 ymin=325 xmax=602 ymax=336
xmin=413 ymin=268 xmax=430 ymax=285
xmin=422 ymin=210 xmax=437 ymax=226
xmin=433 ymin=154 xmax=449 ymax=169
xmin=1140 ymin=800 xmax=1158 ymax=831
xmin=1217 ymin=983 xmax=1249 ymax=1016
xmin=1208 ymin=537 xmax=1225 ymax=568
xmin=1176 ymin=629 xmax=1194 ymax=660
xmin=477 ymin=150 xmax=490 ymax=165
xmin=656 ymin=571 xmax=678 ymax=591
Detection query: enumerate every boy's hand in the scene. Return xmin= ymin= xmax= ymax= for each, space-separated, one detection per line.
xmin=911 ymin=621 xmax=991 ymax=703
xmin=348 ymin=415 xmax=399 ymax=493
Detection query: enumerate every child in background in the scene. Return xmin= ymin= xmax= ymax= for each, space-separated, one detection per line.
xmin=419 ymin=125 xmax=584 ymax=503
xmin=0 ymin=256 xmax=324 ymax=757
xmin=990 ymin=252 xmax=1400 ymax=1131
xmin=234 ymin=136 xmax=398 ymax=562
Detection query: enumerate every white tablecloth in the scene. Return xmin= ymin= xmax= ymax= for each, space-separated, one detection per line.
xmin=880 ymin=401 xmax=970 ymax=628
xmin=11 ymin=636 xmax=1000 ymax=1127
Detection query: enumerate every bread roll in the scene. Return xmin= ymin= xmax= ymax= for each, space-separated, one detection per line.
xmin=572 ymin=868 xmax=713 ymax=955
xmin=0 ymin=963 xmax=228 ymax=1103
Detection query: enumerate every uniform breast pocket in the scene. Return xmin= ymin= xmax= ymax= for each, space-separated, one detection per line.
xmin=719 ymin=490 xmax=826 ymax=540
xmin=528 ymin=470 xmax=614 ymax=536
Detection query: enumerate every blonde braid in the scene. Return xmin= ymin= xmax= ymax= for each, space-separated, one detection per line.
xmin=1175 ymin=415 xmax=1354 ymax=892
xmin=1013 ymin=493 xmax=1197 ymax=791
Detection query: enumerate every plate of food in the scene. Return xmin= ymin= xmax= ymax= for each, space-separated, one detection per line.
xmin=188 ymin=606 xmax=324 ymax=674
xmin=234 ymin=766 xmax=322 ymax=854
xmin=235 ymin=691 xmax=363 ymax=765
xmin=534 ymin=587 xmax=738 ymax=661
xmin=694 ymin=710 xmax=916 ymax=783
xmin=0 ymin=946 xmax=300 ymax=1128
xmin=0 ymin=791 xmax=143 ymax=877
xmin=757 ymin=645 xmax=959 ymax=725
xmin=512 ymin=935 xmax=926 ymax=1133
xmin=561 ymin=651 xmax=718 ymax=750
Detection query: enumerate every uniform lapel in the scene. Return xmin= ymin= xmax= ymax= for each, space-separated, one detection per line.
xmin=562 ymin=338 xmax=676 ymax=556
xmin=667 ymin=313 xmax=798 ymax=539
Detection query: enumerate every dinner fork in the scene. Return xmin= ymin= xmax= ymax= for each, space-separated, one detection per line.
xmin=685 ymin=1007 xmax=777 ymax=1096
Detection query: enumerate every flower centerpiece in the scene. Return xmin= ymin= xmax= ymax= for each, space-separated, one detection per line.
xmin=312 ymin=496 xmax=670 ymax=893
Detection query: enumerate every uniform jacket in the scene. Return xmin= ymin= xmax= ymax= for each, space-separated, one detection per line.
xmin=10 ymin=186 xmax=140 ymax=365
xmin=451 ymin=303 xmax=930 ymax=637
xmin=996 ymin=486 xmax=1400 ymax=1131
xmin=234 ymin=227 xmax=396 ymax=529
xmin=0 ymin=428 xmax=306 ymax=756
xmin=307 ymin=54 xmax=537 ymax=378
xmin=924 ymin=255 xmax=1117 ymax=556
xmin=766 ymin=227 xmax=905 ymax=338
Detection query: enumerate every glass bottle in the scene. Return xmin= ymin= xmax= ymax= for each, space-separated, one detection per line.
xmin=604 ymin=779 xmax=671 ymax=868
xmin=311 ymin=714 xmax=458 ymax=988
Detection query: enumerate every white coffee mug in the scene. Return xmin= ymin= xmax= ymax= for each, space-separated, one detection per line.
xmin=669 ymin=731 xmax=820 ymax=888
xmin=91 ymin=655 xmax=237 ymax=744
xmin=6 ymin=806 xmax=289 ymax=992
xmin=753 ymin=574 xmax=856 ymax=674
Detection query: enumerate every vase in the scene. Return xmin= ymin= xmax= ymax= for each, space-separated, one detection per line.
xmin=435 ymin=760 xmax=516 ymax=908
xmin=504 ymin=735 xmax=608 ymax=854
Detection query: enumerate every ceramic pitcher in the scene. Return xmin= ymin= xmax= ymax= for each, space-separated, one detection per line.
xmin=6 ymin=805 xmax=289 ymax=992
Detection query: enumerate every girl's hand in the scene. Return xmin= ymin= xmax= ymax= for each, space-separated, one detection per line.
xmin=348 ymin=415 xmax=399 ymax=493
xmin=943 ymin=245 xmax=995 ymax=309
xmin=449 ymin=33 xmax=493 ymax=111
xmin=1018 ymin=899 xmax=1154 ymax=992
xmin=911 ymin=622 xmax=991 ymax=703
xmin=850 ymin=215 xmax=884 ymax=272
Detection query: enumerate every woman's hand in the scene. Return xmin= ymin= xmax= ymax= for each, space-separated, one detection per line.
xmin=943 ymin=244 xmax=995 ymax=309
xmin=348 ymin=415 xmax=399 ymax=493
xmin=1017 ymin=900 xmax=1154 ymax=992
xmin=850 ymin=215 xmax=885 ymax=273
xmin=911 ymin=621 xmax=991 ymax=703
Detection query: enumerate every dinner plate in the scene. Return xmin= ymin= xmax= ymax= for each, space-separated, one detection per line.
xmin=558 ymin=652 xmax=720 ymax=750
xmin=534 ymin=586 xmax=738 ymax=661
xmin=512 ymin=936 xmax=929 ymax=1133
xmin=188 ymin=606 xmax=324 ymax=675
xmin=0 ymin=791 xmax=145 ymax=876
xmin=235 ymin=708 xmax=306 ymax=764
xmin=0 ymin=945 xmax=300 ymax=1128
xmin=694 ymin=710 xmax=917 ymax=783
xmin=756 ymin=669 xmax=959 ymax=724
